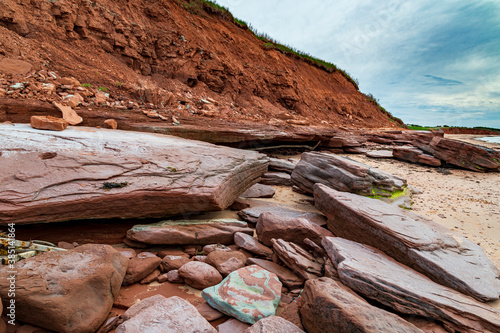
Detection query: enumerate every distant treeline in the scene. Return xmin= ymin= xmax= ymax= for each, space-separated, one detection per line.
xmin=407 ymin=124 xmax=500 ymax=133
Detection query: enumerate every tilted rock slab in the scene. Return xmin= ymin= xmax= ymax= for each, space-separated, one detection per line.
xmin=314 ymin=183 xmax=500 ymax=301
xmin=299 ymin=277 xmax=423 ymax=333
xmin=234 ymin=232 xmax=273 ymax=259
xmin=0 ymin=124 xmax=268 ymax=224
xmin=393 ymin=147 xmax=441 ymax=167
xmin=268 ymin=157 xmax=297 ymax=174
xmin=322 ymin=237 xmax=500 ymax=333
xmin=238 ymin=204 xmax=327 ymax=226
xmin=291 ymin=152 xmax=407 ymax=196
xmin=256 ymin=212 xmax=333 ymax=247
xmin=418 ymin=136 xmax=500 ymax=172
xmin=246 ymin=258 xmax=304 ymax=289
xmin=271 ymin=239 xmax=323 ymax=280
xmin=259 ymin=172 xmax=292 ymax=186
xmin=0 ymin=244 xmax=128 ymax=333
xmin=116 ymin=295 xmax=216 ymax=333
xmin=127 ymin=219 xmax=253 ymax=245
xmin=202 ymin=265 xmax=282 ymax=324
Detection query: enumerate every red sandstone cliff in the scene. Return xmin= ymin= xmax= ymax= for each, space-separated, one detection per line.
xmin=0 ymin=0 xmax=402 ymax=129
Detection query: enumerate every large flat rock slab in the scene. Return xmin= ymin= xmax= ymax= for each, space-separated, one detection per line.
xmin=0 ymin=124 xmax=268 ymax=224
xmin=299 ymin=277 xmax=423 ymax=333
xmin=322 ymin=237 xmax=500 ymax=333
xmin=291 ymin=152 xmax=407 ymax=196
xmin=314 ymin=184 xmax=500 ymax=302
xmin=126 ymin=219 xmax=253 ymax=245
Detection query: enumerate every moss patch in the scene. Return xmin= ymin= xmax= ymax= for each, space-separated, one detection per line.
xmin=367 ymin=186 xmax=409 ymax=201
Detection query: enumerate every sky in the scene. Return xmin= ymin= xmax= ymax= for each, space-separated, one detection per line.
xmin=213 ymin=0 xmax=500 ymax=128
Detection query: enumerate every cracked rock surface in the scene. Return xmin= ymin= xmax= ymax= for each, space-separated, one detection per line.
xmin=0 ymin=124 xmax=268 ymax=224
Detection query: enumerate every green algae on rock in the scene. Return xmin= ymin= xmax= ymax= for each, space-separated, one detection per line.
xmin=291 ymin=151 xmax=413 ymax=207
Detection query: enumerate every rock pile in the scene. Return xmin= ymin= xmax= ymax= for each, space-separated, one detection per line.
xmin=1 ymin=152 xmax=499 ymax=333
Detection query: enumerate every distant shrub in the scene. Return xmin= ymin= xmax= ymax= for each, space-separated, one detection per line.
xmin=234 ymin=18 xmax=248 ymax=29
xmin=407 ymin=124 xmax=435 ymax=130
xmin=178 ymin=0 xmax=232 ymax=18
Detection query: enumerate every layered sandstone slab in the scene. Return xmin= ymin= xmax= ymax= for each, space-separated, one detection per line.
xmin=0 ymin=124 xmax=268 ymax=224
xmin=419 ymin=136 xmax=500 ymax=172
xmin=392 ymin=147 xmax=441 ymax=166
xmin=291 ymin=152 xmax=407 ymax=196
xmin=322 ymin=237 xmax=500 ymax=333
xmin=238 ymin=204 xmax=326 ymax=226
xmin=299 ymin=277 xmax=423 ymax=333
xmin=271 ymin=239 xmax=323 ymax=281
xmin=314 ymin=184 xmax=500 ymax=301
xmin=126 ymin=219 xmax=253 ymax=245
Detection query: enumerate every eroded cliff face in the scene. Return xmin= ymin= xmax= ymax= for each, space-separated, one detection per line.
xmin=0 ymin=0 xmax=400 ymax=128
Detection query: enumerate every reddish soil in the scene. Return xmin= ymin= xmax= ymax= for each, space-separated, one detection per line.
xmin=0 ymin=0 xmax=401 ymax=130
